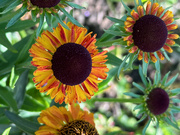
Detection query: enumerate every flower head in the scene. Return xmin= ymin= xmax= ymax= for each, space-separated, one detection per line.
xmin=29 ymin=22 xmax=109 ymax=104
xmin=2 ymin=0 xmax=83 ymax=36
xmin=35 ymin=103 xmax=99 ymax=135
xmin=125 ymin=66 xmax=180 ymax=134
xmin=123 ymin=1 xmax=179 ymax=63
xmin=108 ymin=0 xmax=179 ymax=64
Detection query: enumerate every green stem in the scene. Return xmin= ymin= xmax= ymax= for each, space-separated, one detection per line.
xmin=91 ymin=98 xmax=142 ymax=103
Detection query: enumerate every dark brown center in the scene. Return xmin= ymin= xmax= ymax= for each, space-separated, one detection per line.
xmin=30 ymin=0 xmax=60 ymax=8
xmin=51 ymin=43 xmax=92 ymax=86
xmin=146 ymin=88 xmax=169 ymax=115
xmin=132 ymin=15 xmax=168 ymax=52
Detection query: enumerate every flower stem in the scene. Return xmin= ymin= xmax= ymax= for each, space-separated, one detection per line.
xmin=91 ymin=98 xmax=142 ymax=103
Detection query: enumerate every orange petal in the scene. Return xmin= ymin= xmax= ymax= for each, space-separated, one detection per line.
xmin=144 ymin=52 xmax=148 ymax=63
xmin=138 ymin=50 xmax=143 ymax=60
xmin=163 ymin=45 xmax=173 ymax=53
xmin=131 ymin=10 xmax=139 ymax=20
xmin=123 ymin=35 xmax=133 ymax=41
xmin=146 ymin=1 xmax=151 ymax=15
xmin=124 ymin=21 xmax=134 ymax=27
xmin=156 ymin=50 xmax=164 ymax=60
xmin=166 ymin=39 xmax=175 ymax=46
xmin=161 ymin=11 xmax=173 ymax=21
xmin=126 ymin=17 xmax=136 ymax=23
xmin=151 ymin=3 xmax=159 ymax=15
xmin=137 ymin=6 xmax=144 ymax=17
xmin=156 ymin=6 xmax=164 ymax=17
xmin=129 ymin=46 xmax=138 ymax=53
xmin=165 ymin=18 xmax=174 ymax=25
xmin=168 ymin=34 xmax=179 ymax=39
xmin=125 ymin=27 xmax=133 ymax=33
xmin=150 ymin=53 xmax=157 ymax=63
xmin=127 ymin=39 xmax=134 ymax=46
xmin=167 ymin=24 xmax=178 ymax=31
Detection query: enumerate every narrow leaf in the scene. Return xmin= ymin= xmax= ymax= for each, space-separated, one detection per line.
xmin=2 ymin=127 xmax=11 ymax=135
xmin=0 ymin=0 xmax=20 ymax=14
xmin=14 ymin=70 xmax=29 ymax=109
xmin=5 ymin=111 xmax=40 ymax=134
xmin=60 ymin=7 xmax=83 ymax=27
xmin=165 ymin=73 xmax=179 ymax=87
xmin=139 ymin=66 xmax=148 ymax=87
xmin=133 ymin=104 xmax=143 ymax=111
xmin=137 ymin=114 xmax=147 ymax=124
xmin=106 ymin=16 xmax=124 ymax=24
xmin=106 ymin=52 xmax=123 ymax=66
xmin=36 ymin=13 xmax=44 ymax=37
xmin=0 ymin=86 xmax=18 ymax=112
xmin=133 ymin=82 xmax=144 ymax=92
xmin=66 ymin=1 xmax=85 ymax=9
xmin=142 ymin=119 xmax=151 ymax=135
xmin=121 ymin=0 xmax=132 ymax=13
xmin=161 ymin=71 xmax=170 ymax=85
xmin=124 ymin=92 xmax=141 ymax=98
xmin=164 ymin=117 xmax=179 ymax=129
xmin=6 ymin=7 xmax=27 ymax=29
xmin=54 ymin=13 xmax=70 ymax=30
xmin=96 ymin=38 xmax=126 ymax=47
xmin=171 ymin=88 xmax=180 ymax=94
xmin=104 ymin=29 xmax=128 ymax=36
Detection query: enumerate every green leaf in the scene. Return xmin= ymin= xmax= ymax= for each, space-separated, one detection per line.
xmin=0 ymin=36 xmax=31 ymax=76
xmin=31 ymin=10 xmax=37 ymax=22
xmin=106 ymin=16 xmax=124 ymax=24
xmin=0 ymin=0 xmax=20 ymax=14
xmin=162 ymin=48 xmax=170 ymax=61
xmin=106 ymin=52 xmax=123 ymax=66
xmin=0 ymin=0 xmax=14 ymax=8
xmin=21 ymin=95 xmax=46 ymax=112
xmin=6 ymin=7 xmax=27 ymax=29
xmin=54 ymin=13 xmax=70 ymax=30
xmin=132 ymin=82 xmax=144 ymax=92
xmin=96 ymin=38 xmax=126 ymax=47
xmin=15 ymin=33 xmax=35 ymax=64
xmin=0 ymin=53 xmax=7 ymax=63
xmin=139 ymin=66 xmax=148 ymax=87
xmin=142 ymin=119 xmax=151 ymax=135
xmin=124 ymin=92 xmax=141 ymax=98
xmin=5 ymin=111 xmax=40 ymax=134
xmin=104 ymin=29 xmax=128 ymax=36
xmin=0 ymin=10 xmax=19 ymax=24
xmin=137 ymin=114 xmax=147 ymax=124
xmin=164 ymin=117 xmax=179 ymax=129
xmin=14 ymin=70 xmax=29 ymax=109
xmin=0 ymin=30 xmax=17 ymax=53
xmin=0 ymin=124 xmax=21 ymax=135
xmin=153 ymin=71 xmax=161 ymax=86
xmin=133 ymin=104 xmax=143 ymax=111
xmin=165 ymin=73 xmax=179 ymax=87
xmin=60 ymin=7 xmax=83 ymax=28
xmin=66 ymin=1 xmax=85 ymax=9
xmin=172 ymin=98 xmax=180 ymax=103
xmin=45 ymin=12 xmax=52 ymax=28
xmin=142 ymin=59 xmax=149 ymax=77
xmin=117 ymin=54 xmax=130 ymax=78
xmin=121 ymin=0 xmax=132 ymax=13
xmin=0 ymin=86 xmax=18 ymax=112
xmin=171 ymin=88 xmax=180 ymax=94
xmin=36 ymin=13 xmax=44 ymax=37
xmin=2 ymin=127 xmax=11 ymax=135
xmin=161 ymin=71 xmax=170 ymax=86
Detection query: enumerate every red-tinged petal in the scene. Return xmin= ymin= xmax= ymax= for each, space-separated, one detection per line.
xmin=156 ymin=50 xmax=164 ymax=60
xmin=124 ymin=21 xmax=134 ymax=27
xmin=127 ymin=39 xmax=134 ymax=46
xmin=146 ymin=1 xmax=151 ymax=15
xmin=126 ymin=17 xmax=135 ymax=23
xmin=167 ymin=24 xmax=178 ymax=30
xmin=125 ymin=27 xmax=133 ymax=33
xmin=65 ymin=86 xmax=76 ymax=105
xmin=137 ymin=6 xmax=144 ymax=17
xmin=32 ymin=57 xmax=52 ymax=68
xmin=151 ymin=3 xmax=159 ymax=15
xmin=123 ymin=35 xmax=133 ymax=41
xmin=166 ymin=39 xmax=175 ymax=46
xmin=165 ymin=18 xmax=174 ymax=25
xmin=131 ymin=10 xmax=139 ymax=20
xmin=161 ymin=11 xmax=173 ymax=21
xmin=168 ymin=34 xmax=179 ymax=39
xmin=156 ymin=6 xmax=164 ymax=17
xmin=163 ymin=45 xmax=173 ymax=53
xmin=75 ymin=85 xmax=86 ymax=103
xmin=138 ymin=50 xmax=143 ymax=60
xmin=129 ymin=46 xmax=138 ymax=53
xmin=144 ymin=52 xmax=148 ymax=63
xmin=150 ymin=53 xmax=157 ymax=63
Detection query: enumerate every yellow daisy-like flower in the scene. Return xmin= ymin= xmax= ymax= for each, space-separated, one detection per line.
xmin=29 ymin=22 xmax=109 ymax=104
xmin=123 ymin=1 xmax=179 ymax=63
xmin=35 ymin=103 xmax=99 ymax=135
